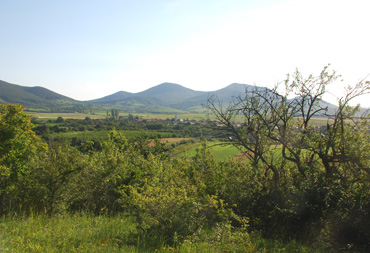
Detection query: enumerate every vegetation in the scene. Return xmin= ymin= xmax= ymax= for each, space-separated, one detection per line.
xmin=206 ymin=65 xmax=370 ymax=250
xmin=0 ymin=80 xmax=81 ymax=112
xmin=177 ymin=141 xmax=241 ymax=162
xmin=1 ymin=79 xmax=278 ymax=113
xmin=0 ymin=104 xmax=47 ymax=214
xmin=1 ymin=67 xmax=370 ymax=251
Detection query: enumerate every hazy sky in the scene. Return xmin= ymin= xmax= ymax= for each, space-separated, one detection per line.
xmin=1 ymin=0 xmax=370 ymax=106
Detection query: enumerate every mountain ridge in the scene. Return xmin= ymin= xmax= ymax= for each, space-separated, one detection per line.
xmin=0 ymin=80 xmax=78 ymax=109
xmin=0 ymin=79 xmax=340 ymax=113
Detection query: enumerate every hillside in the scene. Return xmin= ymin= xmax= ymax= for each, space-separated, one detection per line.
xmin=88 ymin=82 xmax=253 ymax=112
xmin=136 ymin=82 xmax=204 ymax=105
xmin=0 ymin=79 xmax=343 ymax=114
xmin=90 ymin=82 xmax=205 ymax=108
xmin=89 ymin=91 xmax=133 ymax=103
xmin=0 ymin=80 xmax=78 ymax=110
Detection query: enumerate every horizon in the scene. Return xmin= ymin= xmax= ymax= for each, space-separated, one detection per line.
xmin=1 ymin=78 xmax=254 ymax=101
xmin=1 ymin=0 xmax=370 ymax=106
xmin=4 ymin=79 xmax=370 ymax=110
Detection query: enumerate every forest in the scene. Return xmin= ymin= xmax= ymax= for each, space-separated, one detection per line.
xmin=1 ymin=66 xmax=370 ymax=252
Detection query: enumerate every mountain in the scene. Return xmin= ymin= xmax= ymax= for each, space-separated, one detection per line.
xmin=87 ymin=82 xmax=255 ymax=111
xmin=167 ymin=83 xmax=252 ymax=111
xmin=136 ymin=82 xmax=204 ymax=105
xmin=90 ymin=91 xmax=133 ymax=103
xmin=0 ymin=79 xmax=343 ymax=114
xmin=0 ymin=80 xmax=77 ymax=109
xmin=86 ymin=82 xmax=208 ymax=112
xmin=90 ymin=83 xmax=204 ymax=109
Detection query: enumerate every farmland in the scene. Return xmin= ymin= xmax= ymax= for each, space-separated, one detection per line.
xmin=26 ymin=111 xmax=352 ymax=166
xmin=29 ymin=112 xmax=247 ymax=161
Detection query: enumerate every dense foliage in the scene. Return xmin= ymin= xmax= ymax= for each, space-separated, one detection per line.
xmin=0 ymin=104 xmax=46 ymax=214
xmin=1 ymin=67 xmax=370 ymax=251
xmin=207 ymin=66 xmax=370 ymax=250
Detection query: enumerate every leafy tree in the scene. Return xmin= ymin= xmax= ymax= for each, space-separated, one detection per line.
xmin=0 ymin=104 xmax=46 ymax=213
xmin=111 ymin=109 xmax=119 ymax=119
xmin=56 ymin=116 xmax=64 ymax=123
xmin=123 ymin=146 xmax=237 ymax=244
xmin=128 ymin=113 xmax=135 ymax=121
xmin=28 ymin=144 xmax=85 ymax=214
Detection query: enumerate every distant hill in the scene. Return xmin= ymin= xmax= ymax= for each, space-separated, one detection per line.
xmin=136 ymin=82 xmax=204 ymax=105
xmin=0 ymin=79 xmax=344 ymax=114
xmin=0 ymin=80 xmax=77 ymax=110
xmin=87 ymin=82 xmax=208 ymax=112
xmin=88 ymin=82 xmax=255 ymax=111
xmin=167 ymin=83 xmax=247 ymax=110
xmin=89 ymin=91 xmax=133 ymax=103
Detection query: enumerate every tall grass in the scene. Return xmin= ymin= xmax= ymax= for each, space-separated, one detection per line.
xmin=0 ymin=212 xmax=138 ymax=252
xmin=0 ymin=212 xmax=317 ymax=252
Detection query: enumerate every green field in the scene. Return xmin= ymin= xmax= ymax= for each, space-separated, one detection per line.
xmin=29 ymin=111 xmax=213 ymax=121
xmin=176 ymin=141 xmax=241 ymax=161
xmin=49 ymin=130 xmax=176 ymax=142
xmin=48 ymin=131 xmax=244 ymax=162
xmin=29 ymin=112 xmax=107 ymax=120
xmin=29 ymin=111 xmax=337 ymax=127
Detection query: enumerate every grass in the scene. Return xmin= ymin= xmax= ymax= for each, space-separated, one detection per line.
xmin=29 ymin=112 xmax=107 ymax=120
xmin=0 ymin=213 xmax=139 ymax=252
xmin=173 ymin=232 xmax=314 ymax=252
xmin=208 ymin=143 xmax=241 ymax=161
xmin=28 ymin=111 xmax=225 ymax=121
xmin=0 ymin=213 xmax=315 ymax=252
xmin=50 ymin=131 xmax=110 ymax=142
xmin=29 ymin=111 xmax=338 ymax=127
xmin=171 ymin=140 xmax=202 ymax=156
xmin=49 ymin=130 xmax=175 ymax=142
xmin=176 ymin=141 xmax=241 ymax=162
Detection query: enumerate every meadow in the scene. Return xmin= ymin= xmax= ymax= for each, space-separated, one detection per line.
xmin=176 ymin=141 xmax=241 ymax=162
xmin=50 ymin=130 xmax=176 ymax=143
xmin=29 ymin=111 xmax=334 ymax=162
xmin=0 ymin=213 xmax=312 ymax=252
xmin=29 ymin=112 xmax=212 ymax=121
xmin=29 ymin=111 xmax=337 ymax=126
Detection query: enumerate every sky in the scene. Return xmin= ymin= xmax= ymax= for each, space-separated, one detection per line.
xmin=1 ymin=0 xmax=370 ymax=106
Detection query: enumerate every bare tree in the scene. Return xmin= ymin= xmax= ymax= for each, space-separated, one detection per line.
xmin=206 ymin=66 xmax=370 ymax=184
